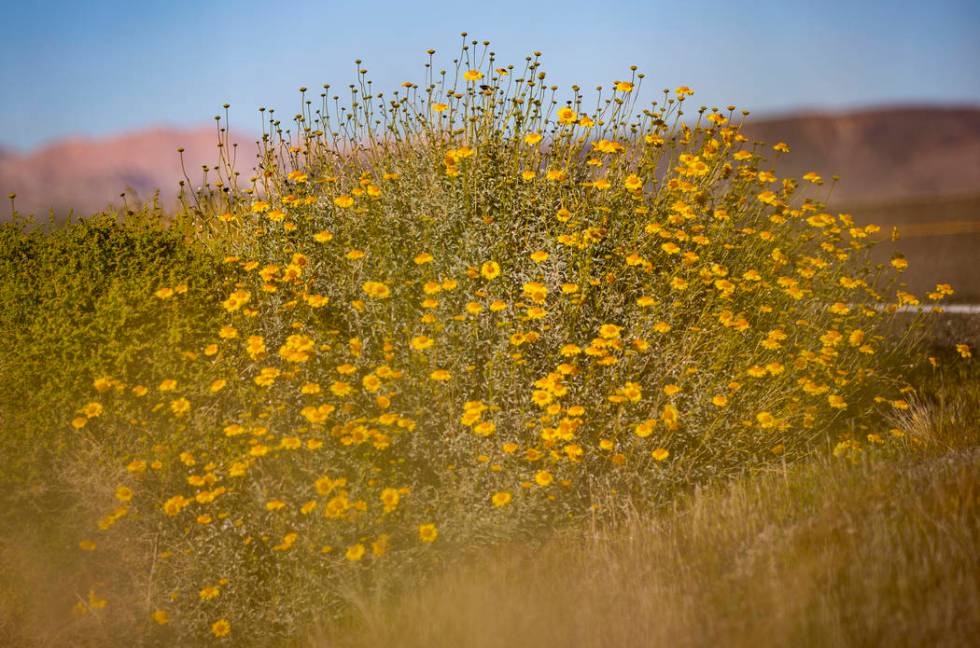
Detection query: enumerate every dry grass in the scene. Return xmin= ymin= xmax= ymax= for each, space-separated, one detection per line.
xmin=320 ymin=442 xmax=978 ymax=648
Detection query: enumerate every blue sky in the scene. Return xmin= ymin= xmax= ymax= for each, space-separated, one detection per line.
xmin=1 ymin=0 xmax=978 ymax=150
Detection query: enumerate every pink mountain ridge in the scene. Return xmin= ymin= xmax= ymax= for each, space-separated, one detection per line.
xmin=0 ymin=126 xmax=258 ymax=219
xmin=2 ymin=105 xmax=979 ymax=218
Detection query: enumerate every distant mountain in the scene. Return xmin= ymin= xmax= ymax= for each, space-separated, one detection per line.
xmin=0 ymin=127 xmax=255 ymax=218
xmin=742 ymin=105 xmax=980 ymax=204
xmin=2 ymin=105 xmax=979 ymax=218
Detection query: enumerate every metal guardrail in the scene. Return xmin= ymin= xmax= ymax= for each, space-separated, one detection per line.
xmin=880 ymin=304 xmax=980 ymax=314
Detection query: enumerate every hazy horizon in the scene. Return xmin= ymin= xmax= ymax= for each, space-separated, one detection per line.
xmin=3 ymin=100 xmax=978 ymax=155
xmin=2 ymin=0 xmax=978 ymax=151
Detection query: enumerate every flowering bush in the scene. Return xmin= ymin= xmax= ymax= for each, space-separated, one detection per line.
xmin=39 ymin=40 xmax=957 ymax=643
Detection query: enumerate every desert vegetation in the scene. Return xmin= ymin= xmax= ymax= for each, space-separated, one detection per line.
xmin=1 ymin=38 xmax=975 ymax=646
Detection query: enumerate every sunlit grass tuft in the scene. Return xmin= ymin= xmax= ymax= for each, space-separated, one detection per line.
xmin=324 ymin=437 xmax=978 ymax=648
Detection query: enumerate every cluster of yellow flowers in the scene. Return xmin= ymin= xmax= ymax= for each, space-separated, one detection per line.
xmin=66 ymin=39 xmax=962 ymax=642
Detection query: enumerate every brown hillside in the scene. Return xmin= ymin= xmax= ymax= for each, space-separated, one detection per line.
xmin=743 ymin=105 xmax=980 ymax=204
xmin=0 ymin=127 xmax=255 ymax=218
xmin=1 ymin=106 xmax=978 ymax=218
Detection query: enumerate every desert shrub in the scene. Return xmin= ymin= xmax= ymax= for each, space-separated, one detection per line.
xmin=0 ymin=208 xmax=224 ymax=487
xmin=40 ymin=41 xmax=959 ymax=644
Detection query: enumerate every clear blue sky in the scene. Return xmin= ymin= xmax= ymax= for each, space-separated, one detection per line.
xmin=2 ymin=0 xmax=978 ymax=150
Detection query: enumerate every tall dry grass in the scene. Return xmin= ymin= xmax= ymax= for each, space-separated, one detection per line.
xmin=321 ymin=431 xmax=978 ymax=648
